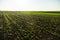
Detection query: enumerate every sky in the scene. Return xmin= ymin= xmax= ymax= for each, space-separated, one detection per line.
xmin=0 ymin=0 xmax=60 ymax=11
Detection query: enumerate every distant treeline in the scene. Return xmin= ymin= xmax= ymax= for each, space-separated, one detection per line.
xmin=0 ymin=11 xmax=60 ymax=13
xmin=43 ymin=11 xmax=60 ymax=13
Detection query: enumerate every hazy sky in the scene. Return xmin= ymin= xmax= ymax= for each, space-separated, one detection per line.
xmin=0 ymin=0 xmax=60 ymax=11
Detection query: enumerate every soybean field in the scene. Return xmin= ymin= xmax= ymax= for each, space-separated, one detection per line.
xmin=0 ymin=11 xmax=60 ymax=40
